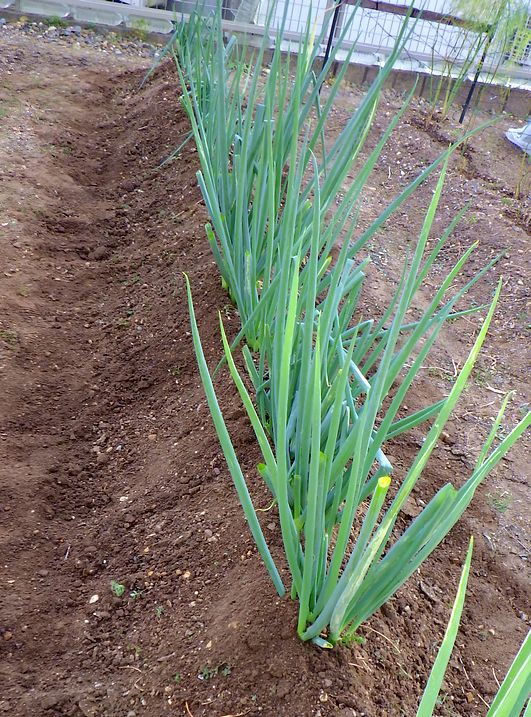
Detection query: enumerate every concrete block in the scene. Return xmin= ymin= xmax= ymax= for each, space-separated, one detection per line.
xmin=19 ymin=0 xmax=68 ymax=16
xmin=72 ymin=4 xmax=122 ymax=26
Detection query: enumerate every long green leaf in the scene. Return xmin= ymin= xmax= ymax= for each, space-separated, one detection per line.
xmin=416 ymin=537 xmax=474 ymax=717
xmin=184 ymin=274 xmax=284 ymax=596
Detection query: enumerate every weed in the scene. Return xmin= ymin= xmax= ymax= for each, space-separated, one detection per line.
xmin=487 ymin=490 xmax=511 ymax=513
xmin=44 ymin=143 xmax=73 ymax=157
xmin=517 ymin=311 xmax=529 ymax=326
xmin=435 ymin=690 xmax=460 ymax=717
xmin=173 ymin=672 xmax=181 ymax=684
xmin=427 ymin=367 xmax=454 ymax=383
xmin=130 ymin=18 xmax=149 ymax=42
xmin=127 ymin=644 xmax=142 ymax=659
xmin=340 ymin=632 xmax=366 ymax=648
xmin=473 ymin=366 xmax=494 ymax=387
xmin=397 ymin=664 xmax=414 ymax=680
xmin=456 ymin=155 xmax=469 ymax=174
xmin=161 ymin=249 xmax=177 ymax=262
xmin=42 ymin=16 xmax=69 ymax=28
xmin=16 ymin=286 xmax=29 ymax=297
xmin=222 ymin=304 xmax=234 ymax=319
xmin=0 ymin=329 xmax=18 ymax=347
xmin=198 ymin=665 xmax=216 ymax=681
xmin=155 ymin=605 xmax=164 ymax=618
xmin=105 ymin=31 xmax=120 ymax=46
xmin=110 ymin=580 xmax=126 ymax=597
xmin=198 ymin=663 xmax=232 ymax=680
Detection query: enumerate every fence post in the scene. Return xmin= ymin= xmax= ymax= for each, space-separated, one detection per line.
xmin=322 ymin=0 xmax=342 ymax=74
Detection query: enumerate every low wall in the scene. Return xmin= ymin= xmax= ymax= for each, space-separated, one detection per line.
xmin=346 ymin=64 xmax=530 ymax=119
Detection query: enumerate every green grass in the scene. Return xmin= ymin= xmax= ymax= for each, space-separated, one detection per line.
xmin=42 ymin=16 xmax=69 ymax=28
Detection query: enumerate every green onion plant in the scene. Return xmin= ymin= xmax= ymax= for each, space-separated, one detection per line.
xmin=171 ymin=2 xmax=530 ymax=647
xmin=174 ymin=2 xmax=421 ymax=348
xmin=188 ymin=254 xmax=530 ymax=645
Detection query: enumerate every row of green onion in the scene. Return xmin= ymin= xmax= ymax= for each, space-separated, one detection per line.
xmin=158 ymin=1 xmax=530 ymax=656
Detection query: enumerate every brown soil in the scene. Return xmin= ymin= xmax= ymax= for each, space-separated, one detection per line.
xmin=0 ymin=32 xmax=529 ymax=717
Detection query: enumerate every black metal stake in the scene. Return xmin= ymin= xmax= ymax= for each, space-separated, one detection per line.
xmin=322 ymin=1 xmax=342 ymax=73
xmin=459 ymin=32 xmax=493 ymax=124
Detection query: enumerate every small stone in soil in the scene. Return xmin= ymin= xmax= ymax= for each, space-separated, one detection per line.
xmin=175 ymin=530 xmax=192 ymax=545
xmin=419 ymin=580 xmax=439 ymax=603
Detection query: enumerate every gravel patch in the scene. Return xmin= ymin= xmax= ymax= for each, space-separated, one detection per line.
xmin=0 ymin=16 xmax=164 ymax=58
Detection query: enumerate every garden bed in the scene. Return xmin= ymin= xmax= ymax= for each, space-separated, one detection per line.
xmin=0 ymin=30 xmax=529 ymax=717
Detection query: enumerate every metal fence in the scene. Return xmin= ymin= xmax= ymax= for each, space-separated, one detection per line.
xmin=117 ymin=0 xmax=531 ymax=79
xmin=254 ymin=0 xmax=531 ymax=77
xmin=5 ymin=0 xmax=531 ymax=81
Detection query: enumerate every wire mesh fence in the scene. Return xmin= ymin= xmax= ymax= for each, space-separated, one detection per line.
xmin=250 ymin=0 xmax=531 ymax=74
xmin=125 ymin=0 xmax=530 ymax=77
